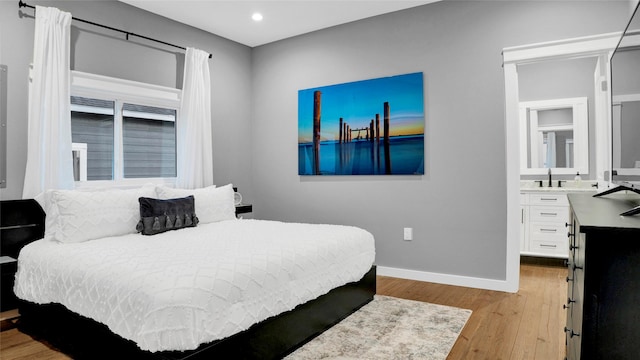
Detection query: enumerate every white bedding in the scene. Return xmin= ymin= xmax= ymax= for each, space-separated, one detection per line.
xmin=14 ymin=219 xmax=375 ymax=352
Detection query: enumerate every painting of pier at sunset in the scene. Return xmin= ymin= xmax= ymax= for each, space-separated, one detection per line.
xmin=298 ymin=72 xmax=425 ymax=175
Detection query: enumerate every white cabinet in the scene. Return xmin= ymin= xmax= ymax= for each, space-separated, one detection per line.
xmin=520 ymin=191 xmax=570 ymax=258
xmin=520 ymin=193 xmax=529 ymax=253
xmin=520 ymin=204 xmax=527 ymax=251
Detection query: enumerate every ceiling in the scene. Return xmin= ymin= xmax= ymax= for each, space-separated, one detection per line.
xmin=118 ymin=1 xmax=437 ymax=48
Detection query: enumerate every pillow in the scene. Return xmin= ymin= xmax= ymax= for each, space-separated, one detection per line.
xmin=137 ymin=196 xmax=199 ymax=236
xmin=44 ymin=185 xmax=156 ymax=243
xmin=156 ymin=183 xmax=236 ymax=224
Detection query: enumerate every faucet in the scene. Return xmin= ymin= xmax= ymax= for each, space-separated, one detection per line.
xmin=548 ymin=168 xmax=552 ymax=187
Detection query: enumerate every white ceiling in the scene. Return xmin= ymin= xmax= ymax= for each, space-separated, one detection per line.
xmin=119 ymin=1 xmax=437 ymax=47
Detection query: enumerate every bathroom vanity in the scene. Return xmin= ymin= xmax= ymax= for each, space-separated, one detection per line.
xmin=520 ymin=182 xmax=595 ymax=258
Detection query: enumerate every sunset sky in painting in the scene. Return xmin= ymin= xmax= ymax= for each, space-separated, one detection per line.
xmin=298 ymin=72 xmax=425 ymax=143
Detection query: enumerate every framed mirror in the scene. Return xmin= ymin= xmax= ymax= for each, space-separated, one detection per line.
xmin=519 ymin=97 xmax=589 ymax=175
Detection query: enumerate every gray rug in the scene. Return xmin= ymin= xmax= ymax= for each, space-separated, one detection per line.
xmin=285 ymin=295 xmax=472 ymax=360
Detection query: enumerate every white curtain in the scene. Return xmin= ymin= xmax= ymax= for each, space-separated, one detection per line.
xmin=22 ymin=6 xmax=74 ymax=199
xmin=176 ymin=47 xmax=213 ymax=189
xmin=545 ymin=131 xmax=557 ymax=168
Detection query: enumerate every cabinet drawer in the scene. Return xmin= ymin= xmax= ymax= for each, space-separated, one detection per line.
xmin=529 ymin=206 xmax=569 ymax=223
xmin=530 ymin=238 xmax=568 ymax=255
xmin=529 ymin=193 xmax=568 ymax=206
xmin=530 ymin=222 xmax=568 ymax=239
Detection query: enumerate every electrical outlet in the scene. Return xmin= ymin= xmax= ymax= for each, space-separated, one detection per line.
xmin=403 ymin=227 xmax=413 ymax=241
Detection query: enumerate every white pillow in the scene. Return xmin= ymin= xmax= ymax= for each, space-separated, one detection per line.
xmin=44 ymin=185 xmax=156 ymax=243
xmin=156 ymin=184 xmax=236 ymax=224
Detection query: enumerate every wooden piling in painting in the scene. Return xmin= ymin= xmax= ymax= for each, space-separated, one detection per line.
xmin=344 ymin=123 xmax=347 ymax=142
xmin=339 ymin=117 xmax=343 ymax=143
xmin=375 ymin=114 xmax=381 ymax=172
xmin=369 ymin=120 xmax=375 ymax=165
xmin=384 ymin=102 xmax=391 ymax=174
xmin=384 ymin=102 xmax=390 ymax=145
xmin=313 ymin=91 xmax=321 ymax=175
xmin=370 ymin=120 xmax=374 ymax=143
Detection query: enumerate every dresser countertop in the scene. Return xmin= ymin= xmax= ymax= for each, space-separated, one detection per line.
xmin=568 ymin=193 xmax=640 ymax=231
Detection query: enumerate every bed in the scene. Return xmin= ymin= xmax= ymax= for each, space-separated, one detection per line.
xmin=5 ymin=184 xmax=376 ymax=359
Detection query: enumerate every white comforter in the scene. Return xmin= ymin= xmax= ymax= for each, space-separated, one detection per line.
xmin=14 ymin=219 xmax=375 ymax=352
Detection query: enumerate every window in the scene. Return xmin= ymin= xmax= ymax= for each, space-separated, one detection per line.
xmin=71 ymin=96 xmax=114 ymax=180
xmin=70 ymin=71 xmax=181 ymax=186
xmin=122 ymin=103 xmax=176 ymax=178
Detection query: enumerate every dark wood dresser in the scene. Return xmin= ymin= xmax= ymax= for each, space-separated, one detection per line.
xmin=565 ymin=193 xmax=640 ymax=360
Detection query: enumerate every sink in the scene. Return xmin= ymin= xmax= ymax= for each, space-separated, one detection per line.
xmin=520 ymin=180 xmax=597 ymax=192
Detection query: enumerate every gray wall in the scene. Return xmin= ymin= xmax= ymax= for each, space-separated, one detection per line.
xmin=250 ymin=1 xmax=628 ymax=281
xmin=0 ymin=0 xmax=253 ymax=201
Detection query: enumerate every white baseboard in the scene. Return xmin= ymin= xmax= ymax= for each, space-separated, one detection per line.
xmin=377 ymin=265 xmax=516 ymax=293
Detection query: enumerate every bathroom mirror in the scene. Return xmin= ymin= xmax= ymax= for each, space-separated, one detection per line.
xmin=519 ymin=97 xmax=589 ymax=175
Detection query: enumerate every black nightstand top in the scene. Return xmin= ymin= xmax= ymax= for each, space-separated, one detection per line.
xmin=235 ymin=204 xmax=253 ymax=215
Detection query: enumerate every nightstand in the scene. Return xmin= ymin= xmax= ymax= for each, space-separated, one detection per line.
xmin=235 ymin=204 xmax=253 ymax=216
xmin=233 ymin=187 xmax=252 ymax=217
xmin=1 ymin=256 xmax=18 ymax=313
xmin=0 ymin=199 xmax=46 ymax=318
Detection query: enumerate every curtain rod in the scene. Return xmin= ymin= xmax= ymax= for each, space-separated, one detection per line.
xmin=18 ymin=0 xmax=212 ymax=59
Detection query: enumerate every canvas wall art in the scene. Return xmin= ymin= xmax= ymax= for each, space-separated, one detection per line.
xmin=298 ymin=72 xmax=425 ymax=175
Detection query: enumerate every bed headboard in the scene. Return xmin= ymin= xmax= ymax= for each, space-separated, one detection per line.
xmin=0 ymin=199 xmax=45 ymax=259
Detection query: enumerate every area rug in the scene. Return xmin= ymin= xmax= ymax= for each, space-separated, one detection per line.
xmin=285 ymin=295 xmax=472 ymax=360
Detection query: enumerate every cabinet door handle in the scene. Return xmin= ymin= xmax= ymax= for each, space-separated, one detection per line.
xmin=540 ymin=244 xmax=557 ymax=248
xmin=573 ymin=264 xmax=583 ymax=271
xmin=566 ymin=276 xmax=573 ymax=282
xmin=540 ymin=228 xmax=557 ymax=233
xmin=540 ymin=212 xmax=558 ymax=216
xmin=564 ymin=327 xmax=580 ymax=338
xmin=540 ymin=197 xmax=558 ymax=201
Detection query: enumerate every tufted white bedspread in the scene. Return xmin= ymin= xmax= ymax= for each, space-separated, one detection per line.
xmin=14 ymin=219 xmax=375 ymax=352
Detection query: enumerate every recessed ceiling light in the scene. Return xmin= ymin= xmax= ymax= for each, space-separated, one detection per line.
xmin=252 ymin=13 xmax=263 ymax=22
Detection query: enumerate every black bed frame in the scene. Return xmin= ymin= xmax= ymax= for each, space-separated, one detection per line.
xmin=1 ymin=199 xmax=376 ymax=360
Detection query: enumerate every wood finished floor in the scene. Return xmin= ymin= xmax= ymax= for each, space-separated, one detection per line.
xmin=378 ymin=258 xmax=568 ymax=359
xmin=0 ymin=258 xmax=567 ymax=360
